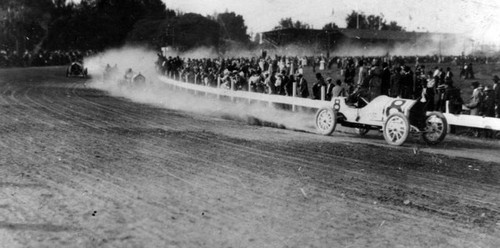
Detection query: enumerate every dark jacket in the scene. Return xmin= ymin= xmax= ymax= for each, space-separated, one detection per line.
xmin=297 ymin=77 xmax=309 ymax=98
xmin=443 ymin=86 xmax=463 ymax=114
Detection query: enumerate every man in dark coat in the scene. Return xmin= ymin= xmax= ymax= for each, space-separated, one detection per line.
xmin=343 ymin=61 xmax=356 ymax=94
xmin=493 ymin=75 xmax=500 ymax=117
xmin=389 ymin=66 xmax=402 ymax=97
xmin=482 ymin=86 xmax=495 ymax=117
xmin=400 ymin=66 xmax=414 ymax=99
xmin=441 ymin=78 xmax=463 ymax=114
xmin=296 ymin=74 xmax=309 ymax=98
xmin=325 ymin=77 xmax=335 ymax=101
xmin=312 ymin=73 xmax=326 ymax=100
xmin=381 ymin=62 xmax=391 ymax=95
xmin=466 ymin=63 xmax=475 ymax=79
xmin=284 ymin=73 xmax=295 ymax=96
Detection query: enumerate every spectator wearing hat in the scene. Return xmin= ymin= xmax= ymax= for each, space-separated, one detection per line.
xmin=381 ymin=62 xmax=391 ymax=95
xmin=343 ymin=61 xmax=356 ymax=94
xmin=357 ymin=60 xmax=368 ymax=87
xmin=425 ymin=71 xmax=437 ymax=111
xmin=464 ymin=81 xmax=483 ymax=116
xmin=248 ymin=70 xmax=262 ymax=93
xmin=264 ymin=71 xmax=276 ymax=94
xmin=220 ymin=71 xmax=231 ymax=90
xmin=466 ymin=63 xmax=475 ymax=79
xmin=440 ymin=78 xmax=463 ymax=114
xmin=445 ymin=67 xmax=453 ymax=81
xmin=274 ymin=72 xmax=285 ymax=95
xmin=400 ymin=66 xmax=414 ymax=99
xmin=325 ymin=77 xmax=335 ymax=101
xmin=234 ymin=71 xmax=247 ymax=91
xmin=482 ymin=86 xmax=495 ymax=117
xmin=368 ymin=59 xmax=382 ymax=100
xmin=330 ymin=79 xmax=346 ymax=99
xmin=284 ymin=72 xmax=295 ymax=96
xmin=493 ymin=75 xmax=500 ymax=117
xmin=312 ymin=73 xmax=326 ymax=100
xmin=389 ymin=66 xmax=402 ymax=97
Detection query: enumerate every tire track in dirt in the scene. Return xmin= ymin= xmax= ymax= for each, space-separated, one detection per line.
xmin=36 ymin=82 xmax=332 ymax=245
xmin=40 ymin=81 xmax=454 ymax=244
xmin=70 ymin=82 xmax=500 ymax=231
xmin=0 ymin=84 xmax=111 ymax=247
xmin=2 ymin=70 xmax=499 ymax=246
xmin=1 ymin=81 xmax=185 ymax=244
xmin=3 ymin=80 xmax=299 ymax=246
xmin=59 ymin=81 xmax=500 ymax=240
xmin=67 ymin=81 xmax=500 ymax=232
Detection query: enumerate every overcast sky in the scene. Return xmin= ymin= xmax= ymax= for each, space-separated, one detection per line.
xmin=162 ymin=0 xmax=500 ymax=44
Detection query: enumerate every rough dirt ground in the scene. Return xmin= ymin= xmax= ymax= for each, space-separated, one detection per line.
xmin=0 ymin=66 xmax=499 ymax=248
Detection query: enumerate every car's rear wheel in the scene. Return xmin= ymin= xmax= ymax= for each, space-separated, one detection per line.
xmin=422 ymin=111 xmax=447 ymax=145
xmin=315 ymin=108 xmax=337 ymax=135
xmin=383 ymin=112 xmax=409 ymax=146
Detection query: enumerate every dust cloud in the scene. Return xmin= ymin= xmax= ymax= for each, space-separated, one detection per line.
xmin=330 ymin=33 xmax=472 ymax=57
xmin=83 ymin=46 xmax=315 ymax=132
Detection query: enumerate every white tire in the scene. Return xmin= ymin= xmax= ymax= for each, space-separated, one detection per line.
xmin=383 ymin=112 xmax=410 ymax=146
xmin=315 ymin=108 xmax=337 ymax=136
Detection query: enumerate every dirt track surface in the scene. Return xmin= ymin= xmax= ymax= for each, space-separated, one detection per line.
xmin=0 ymin=66 xmax=499 ymax=248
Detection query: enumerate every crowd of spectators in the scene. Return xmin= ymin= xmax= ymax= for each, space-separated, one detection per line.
xmin=0 ymin=49 xmax=95 ymax=67
xmin=156 ymin=53 xmax=500 ymax=118
xmin=2 ymin=48 xmax=499 ymax=119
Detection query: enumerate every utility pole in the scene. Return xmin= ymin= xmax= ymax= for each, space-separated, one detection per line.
xmin=356 ymin=5 xmax=360 ymax=29
xmin=326 ymin=31 xmax=330 ymax=58
xmin=171 ymin=26 xmax=175 ymax=48
xmin=357 ymin=13 xmax=359 ymax=29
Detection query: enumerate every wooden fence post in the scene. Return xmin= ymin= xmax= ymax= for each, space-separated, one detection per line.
xmin=231 ymin=80 xmax=235 ymax=102
xmin=217 ymin=77 xmax=221 ymax=100
xmin=321 ymin=86 xmax=326 ymax=101
xmin=292 ymin=82 xmax=297 ymax=112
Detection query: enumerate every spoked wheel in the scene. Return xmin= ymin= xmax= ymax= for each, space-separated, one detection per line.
xmin=422 ymin=111 xmax=448 ymax=145
xmin=383 ymin=112 xmax=410 ymax=146
xmin=355 ymin=127 xmax=370 ymax=136
xmin=315 ymin=108 xmax=337 ymax=135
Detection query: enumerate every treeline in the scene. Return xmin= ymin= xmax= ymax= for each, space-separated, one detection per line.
xmin=0 ymin=0 xmax=406 ymax=55
xmin=0 ymin=0 xmax=250 ymax=54
xmin=274 ymin=11 xmax=404 ymax=31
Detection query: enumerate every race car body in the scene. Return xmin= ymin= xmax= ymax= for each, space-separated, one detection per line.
xmin=118 ymin=68 xmax=147 ymax=88
xmin=66 ymin=62 xmax=88 ymax=78
xmin=315 ymin=95 xmax=448 ymax=146
xmin=103 ymin=64 xmax=120 ymax=82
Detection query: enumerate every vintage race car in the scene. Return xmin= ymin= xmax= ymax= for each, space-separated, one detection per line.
xmin=103 ymin=64 xmax=119 ymax=82
xmin=118 ymin=69 xmax=147 ymax=88
xmin=315 ymin=95 xmax=448 ymax=146
xmin=66 ymin=62 xmax=88 ymax=78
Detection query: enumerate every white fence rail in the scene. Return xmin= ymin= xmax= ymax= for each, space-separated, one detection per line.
xmin=158 ymin=76 xmax=500 ymax=131
xmin=442 ymin=113 xmax=500 ymax=130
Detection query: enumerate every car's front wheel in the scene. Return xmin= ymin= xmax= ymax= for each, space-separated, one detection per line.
xmin=315 ymin=108 xmax=337 ymax=136
xmin=383 ymin=112 xmax=410 ymax=146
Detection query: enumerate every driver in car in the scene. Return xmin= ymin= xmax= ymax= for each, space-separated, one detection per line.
xmin=346 ymin=84 xmax=370 ymax=108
